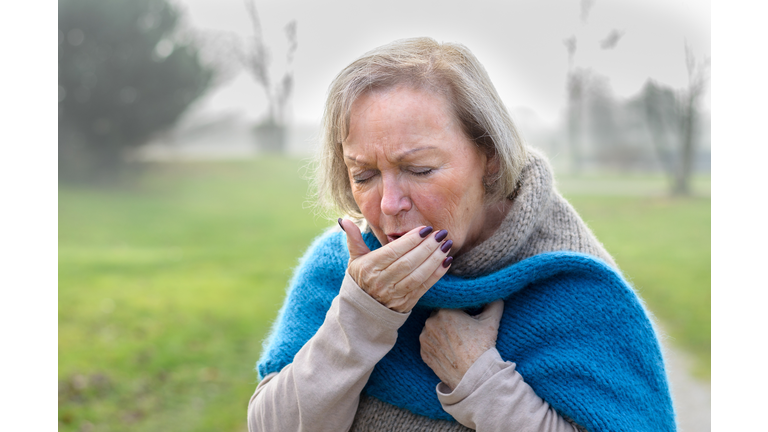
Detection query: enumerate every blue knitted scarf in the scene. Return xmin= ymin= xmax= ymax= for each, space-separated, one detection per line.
xmin=257 ymin=229 xmax=676 ymax=431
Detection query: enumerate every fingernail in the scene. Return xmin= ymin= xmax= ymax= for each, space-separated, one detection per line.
xmin=435 ymin=229 xmax=448 ymax=242
xmin=338 ymin=218 xmax=346 ymax=232
xmin=440 ymin=239 xmax=453 ymax=253
xmin=442 ymin=256 xmax=453 ymax=268
xmin=419 ymin=226 xmax=433 ymax=238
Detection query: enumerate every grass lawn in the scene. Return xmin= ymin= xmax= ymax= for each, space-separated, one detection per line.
xmin=59 ymin=158 xmax=710 ymax=431
xmin=59 ymin=158 xmax=329 ymax=432
xmin=564 ymin=193 xmax=711 ymax=378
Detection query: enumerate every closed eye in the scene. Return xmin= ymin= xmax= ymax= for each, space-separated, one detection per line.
xmin=352 ymin=170 xmax=377 ymax=184
xmin=409 ymin=167 xmax=434 ymax=177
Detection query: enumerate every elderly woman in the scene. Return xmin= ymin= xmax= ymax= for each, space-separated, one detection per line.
xmin=248 ymin=38 xmax=675 ymax=432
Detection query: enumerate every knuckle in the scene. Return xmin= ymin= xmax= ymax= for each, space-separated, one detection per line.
xmin=399 ymin=255 xmax=418 ymax=271
xmin=381 ymin=247 xmax=401 ymax=262
xmin=358 ymin=266 xmax=373 ymax=283
xmin=389 ymin=297 xmax=406 ymax=311
xmin=420 ymin=349 xmax=430 ymax=363
xmin=417 ymin=282 xmax=430 ymax=295
xmin=424 ymin=321 xmax=436 ymax=334
xmin=392 ymin=279 xmax=413 ymax=296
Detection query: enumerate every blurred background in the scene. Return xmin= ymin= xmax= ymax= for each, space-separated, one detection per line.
xmin=58 ymin=0 xmax=710 ymax=431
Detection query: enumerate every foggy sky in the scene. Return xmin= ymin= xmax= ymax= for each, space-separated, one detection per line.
xmin=175 ymin=0 xmax=711 ymax=127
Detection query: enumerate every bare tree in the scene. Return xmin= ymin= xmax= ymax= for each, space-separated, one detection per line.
xmin=563 ymin=17 xmax=625 ymax=173
xmin=566 ymin=69 xmax=587 ymax=173
xmin=642 ymin=42 xmax=710 ymax=195
xmin=675 ymin=44 xmax=710 ymax=195
xmin=580 ymin=0 xmax=596 ymax=23
xmin=600 ymin=29 xmax=625 ymax=50
xmin=563 ymin=36 xmax=585 ymax=173
xmin=240 ymin=0 xmax=297 ymax=151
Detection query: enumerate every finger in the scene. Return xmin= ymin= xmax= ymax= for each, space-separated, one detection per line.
xmin=413 ymin=256 xmax=452 ymax=301
xmin=385 ymin=230 xmax=447 ymax=278
xmin=394 ymin=240 xmax=452 ymax=302
xmin=373 ymin=226 xmax=433 ymax=267
xmin=477 ymin=299 xmax=505 ymax=325
xmin=339 ymin=218 xmax=371 ymax=261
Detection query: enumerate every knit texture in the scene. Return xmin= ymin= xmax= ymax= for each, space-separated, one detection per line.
xmin=257 ymin=230 xmax=675 ymax=431
xmin=349 ymin=150 xmax=615 ymax=431
xmin=449 ymin=149 xmax=616 ymax=277
xmin=256 ymin=150 xmax=675 ymax=431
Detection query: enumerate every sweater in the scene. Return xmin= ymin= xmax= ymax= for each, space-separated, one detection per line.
xmin=254 ymin=150 xmax=675 ymax=431
xmin=257 ymin=233 xmax=675 ymax=431
xmin=250 ymin=267 xmax=580 ymax=432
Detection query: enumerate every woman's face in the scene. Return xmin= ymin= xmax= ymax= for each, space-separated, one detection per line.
xmin=342 ymin=85 xmax=494 ymax=257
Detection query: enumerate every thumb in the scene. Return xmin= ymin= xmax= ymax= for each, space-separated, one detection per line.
xmin=338 ymin=218 xmax=371 ymax=261
xmin=477 ymin=299 xmax=505 ymax=325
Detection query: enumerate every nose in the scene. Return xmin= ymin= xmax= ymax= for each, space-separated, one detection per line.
xmin=380 ymin=175 xmax=412 ymax=216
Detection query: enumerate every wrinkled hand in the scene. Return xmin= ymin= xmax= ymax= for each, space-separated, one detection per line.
xmin=419 ymin=300 xmax=505 ymax=391
xmin=339 ymin=219 xmax=452 ymax=313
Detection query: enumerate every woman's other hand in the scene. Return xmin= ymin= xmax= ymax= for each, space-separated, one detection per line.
xmin=419 ymin=300 xmax=505 ymax=391
xmin=339 ymin=218 xmax=452 ymax=313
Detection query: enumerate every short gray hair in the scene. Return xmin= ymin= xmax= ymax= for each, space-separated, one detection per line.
xmin=311 ymin=37 xmax=528 ymax=218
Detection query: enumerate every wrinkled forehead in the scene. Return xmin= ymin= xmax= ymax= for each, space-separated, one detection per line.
xmin=338 ymin=79 xmax=459 ymax=145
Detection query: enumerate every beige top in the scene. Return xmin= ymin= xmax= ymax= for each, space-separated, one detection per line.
xmin=247 ymin=271 xmax=579 ymax=432
xmin=248 ymin=150 xmax=613 ymax=431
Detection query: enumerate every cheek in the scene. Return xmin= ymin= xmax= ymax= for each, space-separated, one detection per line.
xmin=412 ymin=182 xmax=464 ymax=226
xmin=352 ymin=187 xmax=381 ymax=218
xmin=415 ymin=171 xmax=485 ymax=235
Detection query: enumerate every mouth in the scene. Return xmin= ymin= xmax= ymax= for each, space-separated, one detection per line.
xmin=386 ymin=232 xmax=407 ymax=243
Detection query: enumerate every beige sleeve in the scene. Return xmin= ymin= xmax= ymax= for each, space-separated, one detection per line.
xmin=247 ymin=271 xmax=410 ymax=432
xmin=437 ymin=348 xmax=581 ymax=432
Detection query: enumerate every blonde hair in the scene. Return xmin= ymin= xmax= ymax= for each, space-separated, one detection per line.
xmin=311 ymin=37 xmax=528 ymax=218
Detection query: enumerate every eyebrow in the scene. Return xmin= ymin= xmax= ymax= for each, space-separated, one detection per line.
xmin=395 ymin=146 xmax=438 ymax=161
xmin=344 ymin=146 xmax=438 ymax=164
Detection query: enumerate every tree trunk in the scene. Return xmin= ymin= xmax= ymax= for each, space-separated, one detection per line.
xmin=567 ymin=72 xmax=585 ymax=174
xmin=673 ymin=95 xmax=696 ymax=196
xmin=642 ymin=97 xmax=676 ymax=193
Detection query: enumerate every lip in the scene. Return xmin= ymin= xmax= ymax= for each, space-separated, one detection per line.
xmin=386 ymin=232 xmax=407 ymax=243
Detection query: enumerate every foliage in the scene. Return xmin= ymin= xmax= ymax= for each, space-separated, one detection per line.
xmin=59 ymin=158 xmax=710 ymax=430
xmin=58 ymin=0 xmax=215 ymax=181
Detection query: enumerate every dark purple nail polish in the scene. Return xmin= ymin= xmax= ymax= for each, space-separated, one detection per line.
xmin=419 ymin=226 xmax=433 ymax=238
xmin=435 ymin=229 xmax=448 ymax=242
xmin=440 ymin=239 xmax=453 ymax=253
xmin=442 ymin=256 xmax=453 ymax=268
xmin=338 ymin=218 xmax=346 ymax=232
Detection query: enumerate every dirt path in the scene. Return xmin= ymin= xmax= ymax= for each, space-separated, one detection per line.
xmin=663 ymin=342 xmax=711 ymax=431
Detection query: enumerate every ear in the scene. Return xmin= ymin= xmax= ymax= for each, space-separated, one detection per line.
xmin=482 ymin=149 xmax=500 ymax=191
xmin=485 ymin=149 xmax=500 ymax=177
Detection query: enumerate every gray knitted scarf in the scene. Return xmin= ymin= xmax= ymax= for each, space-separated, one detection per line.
xmin=350 ymin=149 xmax=614 ymax=431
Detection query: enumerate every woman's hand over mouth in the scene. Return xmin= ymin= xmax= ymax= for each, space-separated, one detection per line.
xmin=339 ymin=218 xmax=453 ymax=313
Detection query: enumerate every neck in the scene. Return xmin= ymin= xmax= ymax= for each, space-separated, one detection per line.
xmin=455 ymin=199 xmax=513 ymax=259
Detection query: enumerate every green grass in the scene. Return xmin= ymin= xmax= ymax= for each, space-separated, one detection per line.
xmin=59 ymin=158 xmax=329 ymax=432
xmin=59 ymin=158 xmax=710 ymax=431
xmin=555 ymin=172 xmax=711 ymax=197
xmin=563 ymin=193 xmax=711 ymax=378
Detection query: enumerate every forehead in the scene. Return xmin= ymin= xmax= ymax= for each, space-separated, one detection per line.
xmin=343 ymin=85 xmax=464 ymax=157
